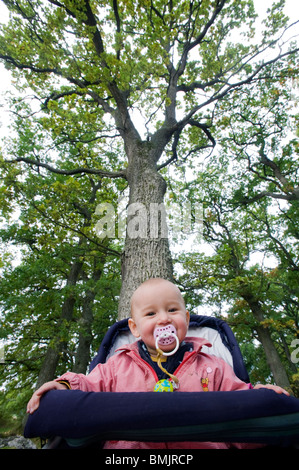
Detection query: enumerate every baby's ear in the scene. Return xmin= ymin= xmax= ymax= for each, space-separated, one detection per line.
xmin=186 ymin=310 xmax=190 ymax=327
xmin=128 ymin=318 xmax=140 ymax=338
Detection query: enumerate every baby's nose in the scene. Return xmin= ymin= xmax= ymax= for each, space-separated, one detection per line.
xmin=157 ymin=311 xmax=171 ymax=323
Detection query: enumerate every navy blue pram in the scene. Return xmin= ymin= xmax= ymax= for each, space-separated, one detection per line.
xmin=24 ymin=315 xmax=299 ymax=448
xmin=89 ymin=315 xmax=250 ymax=381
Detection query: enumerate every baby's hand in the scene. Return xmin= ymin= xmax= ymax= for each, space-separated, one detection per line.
xmin=26 ymin=380 xmax=68 ymax=414
xmin=253 ymin=383 xmax=290 ymax=396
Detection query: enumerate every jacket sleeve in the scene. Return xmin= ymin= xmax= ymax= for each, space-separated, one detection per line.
xmin=55 ymin=359 xmax=116 ymax=392
xmin=213 ymin=357 xmax=250 ymax=392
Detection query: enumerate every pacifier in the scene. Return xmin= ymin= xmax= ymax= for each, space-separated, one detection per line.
xmin=154 ymin=324 xmax=179 ymax=356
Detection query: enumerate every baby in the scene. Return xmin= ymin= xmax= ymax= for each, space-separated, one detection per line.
xmin=27 ymin=278 xmax=289 ymax=449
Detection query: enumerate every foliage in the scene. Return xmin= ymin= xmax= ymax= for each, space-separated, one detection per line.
xmin=0 ymin=94 xmax=123 ymax=419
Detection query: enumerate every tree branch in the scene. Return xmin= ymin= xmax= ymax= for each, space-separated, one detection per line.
xmin=176 ymin=46 xmax=299 ymax=132
xmin=82 ymin=0 xmax=105 ymax=58
xmin=7 ymin=157 xmax=127 ymax=179
xmin=189 ymin=119 xmax=216 ymax=147
xmin=240 ymin=139 xmax=299 ymax=203
xmin=0 ymin=53 xmax=63 ymax=76
xmin=113 ymin=0 xmax=122 ymax=60
xmin=239 ymin=191 xmax=298 ymax=204
xmin=177 ymin=0 xmax=226 ymax=77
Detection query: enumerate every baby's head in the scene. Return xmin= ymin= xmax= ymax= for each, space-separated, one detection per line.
xmin=128 ymin=278 xmax=190 ymax=356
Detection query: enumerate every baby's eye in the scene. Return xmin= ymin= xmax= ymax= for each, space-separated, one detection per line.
xmin=146 ymin=311 xmax=156 ymax=316
xmin=168 ymin=308 xmax=177 ymax=313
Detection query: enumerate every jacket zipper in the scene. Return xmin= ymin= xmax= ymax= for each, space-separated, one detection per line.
xmin=131 ymin=351 xmax=159 ymax=383
xmin=132 ymin=349 xmax=198 ymax=385
xmin=173 ymin=350 xmax=197 ymax=377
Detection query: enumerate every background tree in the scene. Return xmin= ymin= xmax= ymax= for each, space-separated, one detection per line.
xmin=0 ymin=96 xmax=122 ymax=421
xmin=173 ymin=55 xmax=298 ymax=391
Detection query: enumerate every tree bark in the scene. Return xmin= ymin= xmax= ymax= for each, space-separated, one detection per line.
xmin=73 ymin=259 xmax=104 ymax=373
xmin=72 ymin=290 xmax=94 ymax=374
xmin=118 ymin=141 xmax=174 ymax=319
xmin=35 ymin=347 xmax=61 ymax=389
xmin=35 ymin=259 xmax=83 ymax=387
xmin=242 ymin=293 xmax=291 ymax=390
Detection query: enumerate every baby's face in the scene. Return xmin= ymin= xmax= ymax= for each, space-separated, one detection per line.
xmin=128 ymin=280 xmax=190 ymax=356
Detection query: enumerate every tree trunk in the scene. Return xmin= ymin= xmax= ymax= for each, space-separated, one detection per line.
xmin=35 ymin=347 xmax=61 ymax=389
xmin=73 ymin=259 xmax=104 ymax=373
xmin=35 ymin=259 xmax=83 ymax=387
xmin=243 ymin=294 xmax=291 ymax=390
xmin=72 ymin=291 xmax=94 ymax=374
xmin=118 ymin=142 xmax=174 ymax=319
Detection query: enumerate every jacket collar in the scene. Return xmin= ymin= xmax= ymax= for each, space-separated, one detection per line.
xmin=116 ymin=336 xmax=212 ymax=355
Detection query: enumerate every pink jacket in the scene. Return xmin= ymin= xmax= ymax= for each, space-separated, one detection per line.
xmin=57 ymin=337 xmax=254 ymax=449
